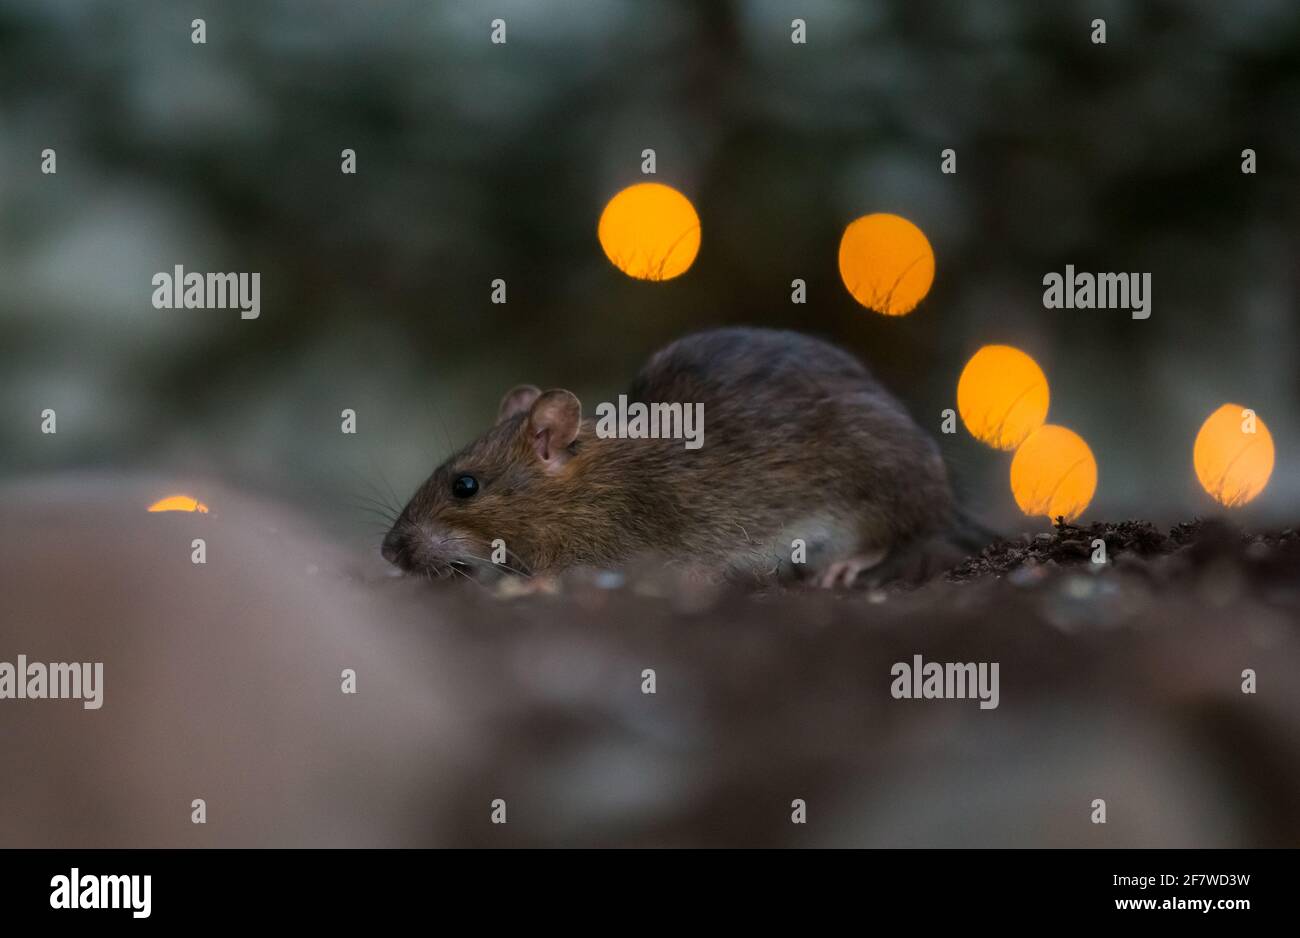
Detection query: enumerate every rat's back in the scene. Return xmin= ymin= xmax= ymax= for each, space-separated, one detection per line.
xmin=623 ymin=327 xmax=957 ymax=584
xmin=627 ymin=327 xmax=869 ymax=406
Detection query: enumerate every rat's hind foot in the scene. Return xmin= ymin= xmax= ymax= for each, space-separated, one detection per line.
xmin=816 ymin=548 xmax=889 ymax=589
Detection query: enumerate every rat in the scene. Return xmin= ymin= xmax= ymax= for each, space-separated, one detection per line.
xmin=382 ymin=327 xmax=982 ymax=587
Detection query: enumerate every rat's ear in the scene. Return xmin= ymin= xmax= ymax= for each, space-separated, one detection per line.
xmin=527 ymin=389 xmax=582 ymax=470
xmin=498 ymin=384 xmax=541 ymax=424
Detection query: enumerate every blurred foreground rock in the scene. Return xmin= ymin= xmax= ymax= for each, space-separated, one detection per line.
xmin=1 ymin=477 xmax=1297 ymax=847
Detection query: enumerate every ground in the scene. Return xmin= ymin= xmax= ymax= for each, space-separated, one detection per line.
xmin=947 ymin=517 xmax=1300 ymax=585
xmin=3 ymin=480 xmax=1298 ymax=847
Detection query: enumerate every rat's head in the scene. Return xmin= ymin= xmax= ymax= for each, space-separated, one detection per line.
xmin=381 ymin=384 xmax=584 ymax=579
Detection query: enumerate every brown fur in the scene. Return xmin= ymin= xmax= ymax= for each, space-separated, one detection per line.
xmin=383 ymin=327 xmax=956 ymax=581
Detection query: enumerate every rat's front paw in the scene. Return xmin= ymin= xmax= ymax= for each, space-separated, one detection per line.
xmin=493 ymin=574 xmax=561 ymax=599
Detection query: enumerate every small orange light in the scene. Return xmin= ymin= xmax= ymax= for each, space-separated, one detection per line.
xmin=837 ymin=213 xmax=935 ymax=316
xmin=147 ymin=495 xmax=210 ymax=514
xmin=957 ymin=345 xmax=1051 ymax=451
xmin=1194 ymin=403 xmax=1274 ymax=507
xmin=1009 ymin=425 xmax=1097 ymax=523
xmin=597 ymin=182 xmax=701 ymax=281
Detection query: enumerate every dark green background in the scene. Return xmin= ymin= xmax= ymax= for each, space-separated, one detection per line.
xmin=2 ymin=0 xmax=1297 ymax=533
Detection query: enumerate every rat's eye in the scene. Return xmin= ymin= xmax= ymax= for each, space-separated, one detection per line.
xmin=452 ymin=474 xmax=479 ymax=499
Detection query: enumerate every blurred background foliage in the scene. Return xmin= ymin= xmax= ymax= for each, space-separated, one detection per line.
xmin=1 ymin=0 xmax=1297 ymax=535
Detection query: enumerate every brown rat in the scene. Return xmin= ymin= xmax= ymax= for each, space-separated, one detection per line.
xmin=382 ymin=327 xmax=969 ymax=586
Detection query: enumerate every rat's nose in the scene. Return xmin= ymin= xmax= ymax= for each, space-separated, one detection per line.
xmin=381 ymin=529 xmax=404 ymax=566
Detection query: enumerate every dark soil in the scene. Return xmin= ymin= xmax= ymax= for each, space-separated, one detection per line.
xmin=946 ymin=517 xmax=1300 ymax=587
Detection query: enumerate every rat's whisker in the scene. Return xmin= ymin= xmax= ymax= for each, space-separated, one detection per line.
xmin=449 ymin=562 xmax=494 ymax=593
xmin=500 ymin=545 xmax=534 ymax=574
xmin=347 ymin=468 xmax=402 ymax=515
xmin=347 ymin=492 xmax=400 ymax=520
xmin=443 ymin=534 xmax=532 ymax=578
xmin=468 ymin=541 xmax=534 ymax=576
xmin=375 ymin=468 xmax=405 ymax=516
xmin=352 ymin=510 xmax=400 ymax=532
xmin=349 ymin=501 xmax=398 ymax=522
xmin=458 ymin=551 xmax=532 ymax=579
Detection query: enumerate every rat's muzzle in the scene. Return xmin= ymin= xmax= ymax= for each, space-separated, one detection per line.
xmin=381 ymin=520 xmax=476 ymax=579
